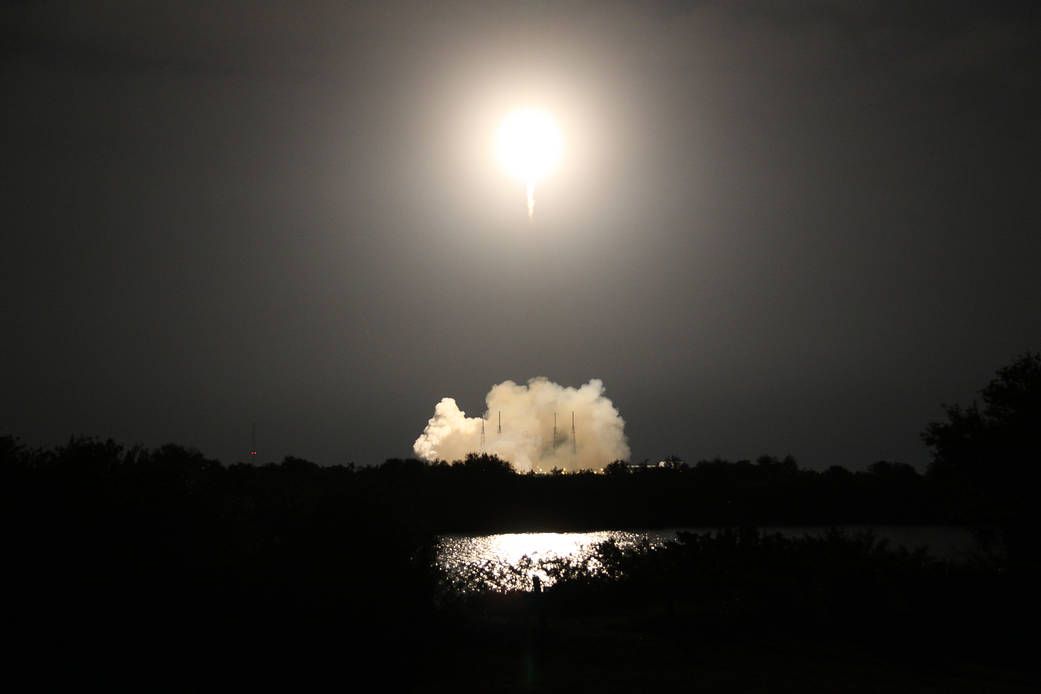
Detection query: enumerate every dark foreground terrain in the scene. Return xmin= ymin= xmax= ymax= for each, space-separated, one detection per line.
xmin=432 ymin=530 xmax=1038 ymax=692
xmin=3 ymin=351 xmax=1038 ymax=690
xmin=2 ymin=435 xmax=1037 ymax=691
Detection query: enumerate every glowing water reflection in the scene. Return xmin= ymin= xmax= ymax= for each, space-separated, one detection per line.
xmin=437 ymin=530 xmax=672 ymax=592
xmin=436 ymin=525 xmax=980 ymax=593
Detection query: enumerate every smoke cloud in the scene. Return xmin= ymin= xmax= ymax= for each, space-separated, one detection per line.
xmin=413 ymin=378 xmax=629 ymax=472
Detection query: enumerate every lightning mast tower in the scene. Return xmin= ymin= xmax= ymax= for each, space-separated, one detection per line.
xmin=480 ymin=419 xmax=486 ymax=449
xmin=250 ymin=422 xmax=257 ymax=458
xmin=497 ymin=411 xmax=502 ymax=438
xmin=553 ymin=412 xmax=557 ymax=449
xmin=571 ymin=411 xmax=577 ymax=455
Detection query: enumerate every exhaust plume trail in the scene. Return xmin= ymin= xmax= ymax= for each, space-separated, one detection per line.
xmin=497 ymin=109 xmax=560 ymax=222
xmin=414 ymin=378 xmax=629 ymax=472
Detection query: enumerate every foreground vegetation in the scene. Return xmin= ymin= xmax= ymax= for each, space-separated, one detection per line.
xmin=436 ymin=529 xmax=1037 ymax=691
xmin=2 ymin=434 xmax=1035 ymax=689
xmin=1 ymin=352 xmax=1037 ymax=688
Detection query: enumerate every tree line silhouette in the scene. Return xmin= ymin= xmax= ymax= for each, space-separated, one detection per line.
xmin=0 ymin=439 xmax=977 ymax=538
xmin=7 ymin=351 xmax=1036 ymax=533
xmin=2 ymin=352 xmax=1037 ymax=686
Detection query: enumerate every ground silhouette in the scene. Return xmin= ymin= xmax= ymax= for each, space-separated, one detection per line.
xmin=2 ymin=352 xmax=1038 ymax=689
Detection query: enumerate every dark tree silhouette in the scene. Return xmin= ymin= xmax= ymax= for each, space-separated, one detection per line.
xmin=660 ymin=454 xmax=687 ymax=470
xmin=923 ymin=351 xmax=1041 ymax=569
xmin=454 ymin=452 xmax=515 ymax=474
xmin=2 ymin=422 xmax=1032 ymax=685
xmin=923 ymin=352 xmax=1040 ymax=489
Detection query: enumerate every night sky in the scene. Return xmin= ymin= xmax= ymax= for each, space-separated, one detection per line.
xmin=3 ymin=1 xmax=1039 ymax=468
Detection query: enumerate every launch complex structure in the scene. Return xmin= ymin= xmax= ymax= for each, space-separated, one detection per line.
xmin=480 ymin=409 xmax=581 ymax=472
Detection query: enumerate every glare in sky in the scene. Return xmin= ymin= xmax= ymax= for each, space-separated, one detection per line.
xmin=497 ymin=109 xmax=562 ymax=220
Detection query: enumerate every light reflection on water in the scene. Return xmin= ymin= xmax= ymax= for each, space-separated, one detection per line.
xmin=436 ymin=530 xmax=674 ymax=592
xmin=436 ymin=526 xmax=982 ymax=593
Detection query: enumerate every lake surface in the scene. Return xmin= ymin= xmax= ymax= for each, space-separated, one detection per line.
xmin=436 ymin=525 xmax=985 ymax=592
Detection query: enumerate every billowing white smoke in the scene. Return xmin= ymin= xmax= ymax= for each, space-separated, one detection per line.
xmin=413 ymin=378 xmax=629 ymax=472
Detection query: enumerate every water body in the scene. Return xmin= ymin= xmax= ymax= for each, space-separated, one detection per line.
xmin=436 ymin=526 xmax=985 ymax=592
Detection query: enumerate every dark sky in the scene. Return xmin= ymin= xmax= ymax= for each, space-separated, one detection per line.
xmin=3 ymin=1 xmax=1039 ymax=468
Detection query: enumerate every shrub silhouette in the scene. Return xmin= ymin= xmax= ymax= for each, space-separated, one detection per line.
xmin=923 ymin=351 xmax=1041 ymax=570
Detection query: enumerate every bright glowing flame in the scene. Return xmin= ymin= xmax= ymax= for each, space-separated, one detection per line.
xmin=498 ymin=109 xmax=561 ymax=220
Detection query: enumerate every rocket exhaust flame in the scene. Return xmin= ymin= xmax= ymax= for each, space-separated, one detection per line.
xmin=414 ymin=378 xmax=629 ymax=472
xmin=498 ymin=109 xmax=560 ymax=221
